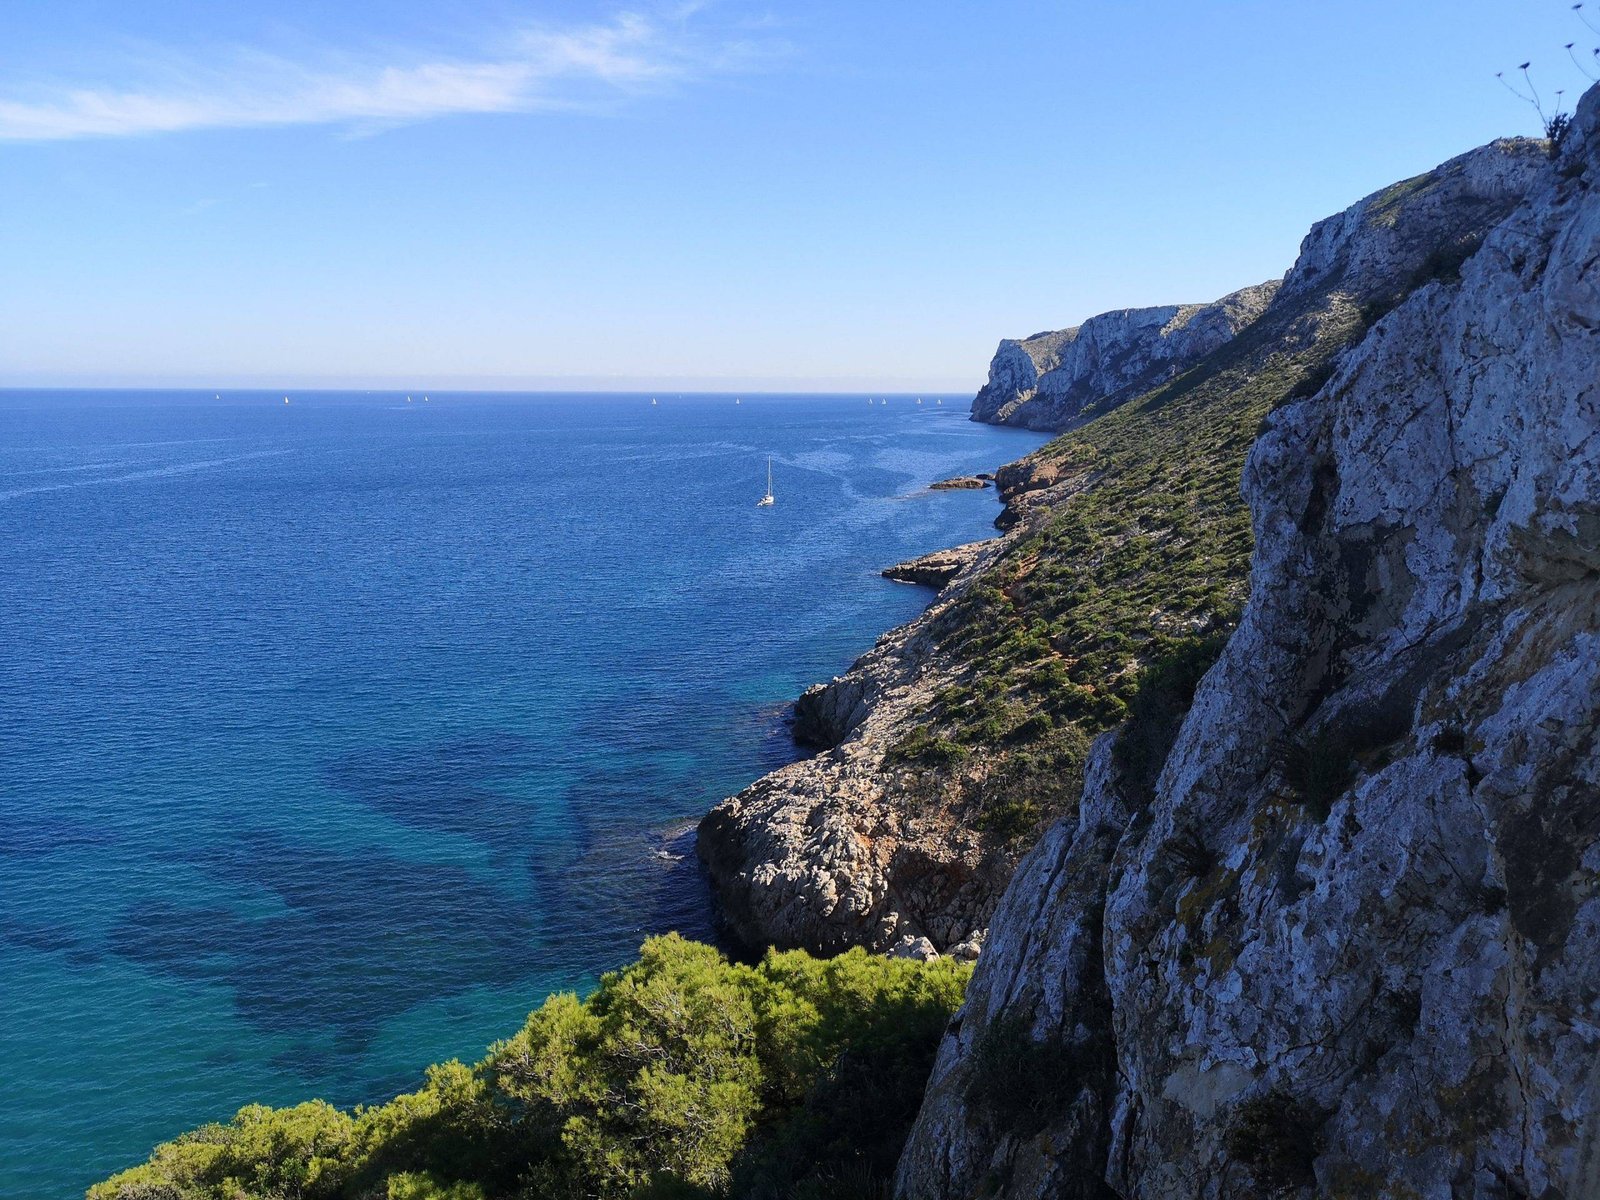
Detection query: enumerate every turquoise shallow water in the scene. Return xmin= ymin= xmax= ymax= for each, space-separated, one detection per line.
xmin=0 ymin=390 xmax=1043 ymax=1198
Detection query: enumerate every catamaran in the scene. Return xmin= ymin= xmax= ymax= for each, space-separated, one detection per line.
xmin=757 ymin=457 xmax=775 ymax=507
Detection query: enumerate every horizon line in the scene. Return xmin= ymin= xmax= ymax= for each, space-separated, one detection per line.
xmin=0 ymin=384 xmax=978 ymax=397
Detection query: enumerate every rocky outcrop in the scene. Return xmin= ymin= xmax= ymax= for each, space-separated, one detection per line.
xmin=699 ymin=537 xmax=1017 ymax=954
xmin=971 ymin=133 xmax=1539 ymax=441
xmin=789 ymin=540 xmax=996 ymax=750
xmin=970 ymin=282 xmax=1280 ymax=432
xmin=700 ymin=132 xmax=1549 ymax=968
xmin=882 ymin=541 xmax=994 ymax=590
xmin=898 ymin=95 xmax=1598 ymax=1199
xmin=929 ymin=476 xmax=990 ymax=490
xmin=989 ymin=135 xmax=1550 ymax=530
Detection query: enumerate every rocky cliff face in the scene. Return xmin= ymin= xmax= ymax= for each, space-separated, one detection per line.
xmin=698 ymin=536 xmax=1023 ymax=954
xmin=970 ymin=283 xmax=1279 ymax=432
xmin=699 ymin=132 xmax=1547 ymax=970
xmin=897 ymin=93 xmax=1598 ymax=1200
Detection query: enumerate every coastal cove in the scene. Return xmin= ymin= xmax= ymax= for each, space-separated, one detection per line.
xmin=0 ymin=391 xmax=1044 ymax=1199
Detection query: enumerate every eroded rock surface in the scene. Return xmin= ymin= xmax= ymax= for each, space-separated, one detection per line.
xmin=881 ymin=541 xmax=994 ymax=591
xmin=699 ymin=536 xmax=1020 ymax=954
xmin=898 ymin=97 xmax=1598 ymax=1199
xmin=970 ymin=282 xmax=1280 ymax=432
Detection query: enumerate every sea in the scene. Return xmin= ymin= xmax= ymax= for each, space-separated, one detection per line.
xmin=0 ymin=390 xmax=1044 ymax=1198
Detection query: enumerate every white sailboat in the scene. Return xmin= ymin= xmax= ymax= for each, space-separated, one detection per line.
xmin=757 ymin=457 xmax=775 ymax=507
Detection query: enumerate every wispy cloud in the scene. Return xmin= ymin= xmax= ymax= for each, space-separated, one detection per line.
xmin=0 ymin=10 xmax=772 ymax=142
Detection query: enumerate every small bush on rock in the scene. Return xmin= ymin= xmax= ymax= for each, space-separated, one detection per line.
xmin=1226 ymin=1090 xmax=1326 ymax=1191
xmin=963 ymin=1015 xmax=1081 ymax=1135
xmin=1281 ymin=728 xmax=1359 ymax=820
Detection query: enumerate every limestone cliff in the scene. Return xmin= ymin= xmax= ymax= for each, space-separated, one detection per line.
xmin=896 ymin=92 xmax=1599 ymax=1199
xmin=699 ymin=536 xmax=1019 ymax=953
xmin=698 ymin=132 xmax=1547 ymax=967
xmin=969 ymin=283 xmax=1279 ymax=432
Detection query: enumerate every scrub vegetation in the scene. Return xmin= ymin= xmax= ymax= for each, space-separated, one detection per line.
xmin=886 ymin=301 xmax=1368 ymax=850
xmin=90 ymin=936 xmax=969 ymax=1200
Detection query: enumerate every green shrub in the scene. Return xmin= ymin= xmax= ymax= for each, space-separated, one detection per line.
xmin=1282 ymin=695 xmax=1414 ymax=820
xmin=971 ymin=726 xmax=1090 ymax=845
xmin=962 ymin=1015 xmax=1080 ymax=1136
xmin=87 ymin=1101 xmax=357 ymax=1200
xmin=1281 ymin=728 xmax=1359 ymax=820
xmin=1406 ymin=234 xmax=1484 ymax=291
xmin=1225 ymin=1090 xmax=1325 ymax=1190
xmin=1113 ymin=628 xmax=1233 ymax=806
xmin=386 ymin=1173 xmax=486 ymax=1200
xmin=887 ymin=725 xmax=968 ymax=767
xmin=92 ymin=937 xmax=971 ymax=1200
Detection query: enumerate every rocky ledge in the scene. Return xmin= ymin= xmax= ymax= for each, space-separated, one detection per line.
xmin=928 ymin=476 xmax=990 ymax=490
xmin=881 ymin=541 xmax=993 ymax=590
xmin=698 ymin=533 xmax=1019 ymax=954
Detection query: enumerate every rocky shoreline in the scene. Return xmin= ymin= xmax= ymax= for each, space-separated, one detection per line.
xmin=902 ymin=93 xmax=1600 ymax=1196
xmin=697 ymin=126 xmax=1553 ymax=973
xmin=880 ymin=540 xmax=994 ymax=590
xmin=688 ymin=89 xmax=1600 ymax=1194
xmin=697 ymin=504 xmax=1020 ymax=955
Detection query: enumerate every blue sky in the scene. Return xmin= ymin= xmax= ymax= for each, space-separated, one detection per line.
xmin=2 ymin=0 xmax=1596 ymax=391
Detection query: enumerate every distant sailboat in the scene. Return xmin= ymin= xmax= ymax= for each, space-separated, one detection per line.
xmin=651 ymin=397 xmax=659 ymax=406
xmin=757 ymin=457 xmax=775 ymax=507
xmin=283 ymin=396 xmax=290 ymax=405
xmin=735 ymin=397 xmax=742 ymax=405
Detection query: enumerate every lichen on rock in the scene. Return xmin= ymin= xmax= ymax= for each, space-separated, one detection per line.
xmin=895 ymin=87 xmax=1599 ymax=1200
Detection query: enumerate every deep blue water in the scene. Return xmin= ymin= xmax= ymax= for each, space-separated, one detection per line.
xmin=0 ymin=390 xmax=1042 ymax=1198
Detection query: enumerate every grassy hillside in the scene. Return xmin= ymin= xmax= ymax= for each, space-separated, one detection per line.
xmin=885 ymin=299 xmax=1368 ymax=844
